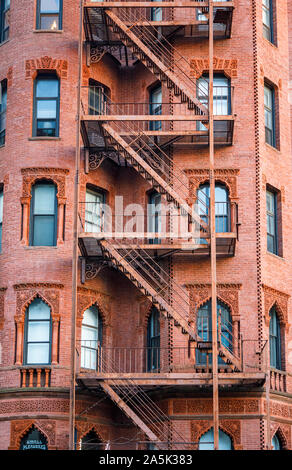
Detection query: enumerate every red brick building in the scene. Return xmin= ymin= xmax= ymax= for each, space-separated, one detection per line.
xmin=0 ymin=0 xmax=291 ymax=450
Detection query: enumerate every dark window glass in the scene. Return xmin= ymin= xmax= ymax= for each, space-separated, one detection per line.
xmin=81 ymin=306 xmax=102 ymax=370
xmin=264 ymin=84 xmax=276 ymax=147
xmin=0 ymin=80 xmax=7 ymax=146
xmin=0 ymin=189 xmax=3 ymax=252
xmin=36 ymin=0 xmax=62 ymax=30
xmin=147 ymin=308 xmax=160 ymax=372
xmin=266 ymin=190 xmax=278 ymax=254
xmin=149 ymin=85 xmax=162 ymax=131
xmin=263 ymin=0 xmax=273 ymax=42
xmin=148 ymin=192 xmax=161 ymax=244
xmin=81 ymin=431 xmax=102 ymax=450
xmin=30 ymin=182 xmax=57 ymax=246
xmin=269 ymin=306 xmax=281 ymax=369
xmin=20 ymin=426 xmax=48 ymax=450
xmin=33 ymin=75 xmax=60 ymax=137
xmin=0 ymin=0 xmax=10 ymax=43
xmin=196 ymin=300 xmax=232 ymax=366
xmin=272 ymin=434 xmax=281 ymax=450
xmin=24 ymin=298 xmax=52 ymax=365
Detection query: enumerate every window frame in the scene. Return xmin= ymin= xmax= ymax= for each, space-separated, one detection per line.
xmin=262 ymin=0 xmax=274 ymax=43
xmin=23 ymin=299 xmax=52 ymax=366
xmin=146 ymin=308 xmax=160 ymax=372
xmin=81 ymin=305 xmax=103 ymax=371
xmin=269 ymin=306 xmax=282 ymax=370
xmin=266 ymin=189 xmax=278 ymax=255
xmin=33 ymin=73 xmax=60 ymax=138
xmin=264 ymin=83 xmax=276 ymax=148
xmin=85 ymin=186 xmax=106 ymax=233
xmin=0 ymin=186 xmax=3 ymax=253
xmin=36 ymin=0 xmax=63 ymax=31
xmin=148 ymin=191 xmax=161 ymax=244
xmin=0 ymin=79 xmax=7 ymax=146
xmin=149 ymin=83 xmax=162 ymax=131
xmin=29 ymin=181 xmax=58 ymax=247
xmin=0 ymin=0 xmax=10 ymax=44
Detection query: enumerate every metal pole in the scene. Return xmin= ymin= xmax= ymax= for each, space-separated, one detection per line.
xmin=265 ymin=341 xmax=271 ymax=449
xmin=208 ymin=0 xmax=219 ymax=451
xmin=69 ymin=0 xmax=84 ymax=450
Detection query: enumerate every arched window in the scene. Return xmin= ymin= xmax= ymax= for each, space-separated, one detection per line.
xmin=197 ymin=183 xmax=230 ymax=233
xmin=147 ymin=307 xmax=160 ymax=372
xmin=269 ymin=306 xmax=282 ymax=369
xmin=24 ymin=298 xmax=52 ymax=365
xmin=29 ymin=181 xmax=57 ymax=246
xmin=81 ymin=306 xmax=102 ymax=370
xmin=196 ymin=299 xmax=232 ymax=366
xmin=81 ymin=430 xmax=103 ymax=450
xmin=199 ymin=427 xmax=233 ymax=450
xmin=20 ymin=425 xmax=48 ymax=450
xmin=272 ymin=433 xmax=281 ymax=450
xmin=33 ymin=73 xmax=60 ymax=137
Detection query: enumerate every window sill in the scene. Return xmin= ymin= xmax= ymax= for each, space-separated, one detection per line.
xmin=266 ymin=251 xmax=284 ymax=261
xmin=265 ymin=142 xmax=281 ymax=154
xmin=24 ymin=246 xmax=59 ymax=250
xmin=263 ymin=36 xmax=278 ymax=49
xmin=33 ymin=29 xmax=63 ymax=34
xmin=28 ymin=137 xmax=61 ymax=141
xmin=0 ymin=144 xmax=5 ymax=149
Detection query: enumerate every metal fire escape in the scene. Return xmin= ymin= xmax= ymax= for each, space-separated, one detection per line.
xmin=70 ymin=1 xmax=265 ymax=450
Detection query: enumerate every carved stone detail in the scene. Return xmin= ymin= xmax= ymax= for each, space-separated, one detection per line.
xmin=190 ymin=57 xmax=238 ymax=79
xmin=75 ymin=421 xmax=110 ymax=445
xmin=21 ymin=168 xmax=69 ymax=202
xmin=185 ymin=169 xmax=239 ymax=202
xmin=14 ymin=283 xmax=63 ymax=323
xmin=271 ymin=423 xmax=290 ymax=449
xmin=0 ymin=288 xmax=7 ymax=330
xmin=262 ymin=284 xmax=290 ymax=331
xmin=9 ymin=420 xmax=56 ymax=450
xmin=191 ymin=419 xmax=242 ymax=449
xmin=185 ymin=283 xmax=242 ymax=321
xmin=25 ymin=57 xmax=68 ymax=79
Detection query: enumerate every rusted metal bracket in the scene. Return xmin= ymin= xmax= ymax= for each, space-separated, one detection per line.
xmin=80 ymin=257 xmax=108 ymax=284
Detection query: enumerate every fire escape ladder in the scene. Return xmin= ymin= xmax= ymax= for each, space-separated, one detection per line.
xmin=102 ymin=122 xmax=209 ymax=232
xmin=104 ymin=9 xmax=209 ymax=116
xmin=218 ymin=344 xmax=241 ymax=372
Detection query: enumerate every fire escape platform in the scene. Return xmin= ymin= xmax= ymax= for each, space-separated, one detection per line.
xmin=84 ymin=2 xmax=234 ymax=41
xmin=77 ymin=372 xmax=266 ymax=389
xmin=78 ymin=233 xmax=237 ymax=259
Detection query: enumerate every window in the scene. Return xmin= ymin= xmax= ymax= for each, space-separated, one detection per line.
xmin=20 ymin=426 xmax=48 ymax=450
xmin=196 ymin=300 xmax=232 ymax=366
xmin=81 ymin=431 xmax=103 ymax=450
xmin=24 ymin=298 xmax=52 ymax=365
xmin=0 ymin=0 xmax=9 ymax=43
xmin=29 ymin=182 xmax=57 ymax=246
xmin=263 ymin=0 xmax=274 ymax=43
xmin=148 ymin=192 xmax=161 ymax=244
xmin=0 ymin=188 xmax=2 ymax=252
xmin=36 ymin=0 xmax=62 ymax=30
xmin=197 ymin=183 xmax=230 ymax=233
xmin=197 ymin=74 xmax=231 ymax=132
xmin=81 ymin=306 xmax=102 ymax=370
xmin=272 ymin=434 xmax=281 ymax=450
xmin=264 ymin=84 xmax=276 ymax=147
xmin=151 ymin=0 xmax=162 ymax=21
xmin=88 ymin=80 xmax=108 ymax=115
xmin=147 ymin=307 xmax=160 ymax=372
xmin=149 ymin=85 xmax=162 ymax=131
xmin=199 ymin=428 xmax=233 ymax=450
xmin=0 ymin=80 xmax=7 ymax=146
xmin=33 ymin=74 xmax=60 ymax=137
xmin=269 ymin=306 xmax=282 ymax=370
xmin=266 ymin=189 xmax=278 ymax=254
xmin=85 ymin=188 xmax=105 ymax=233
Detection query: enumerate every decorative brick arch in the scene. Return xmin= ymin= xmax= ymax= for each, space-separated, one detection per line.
xmin=185 ymin=169 xmax=239 ymax=203
xmin=9 ymin=419 xmax=56 ymax=450
xmin=77 ymin=287 xmax=111 ymax=328
xmin=13 ymin=283 xmax=63 ymax=365
xmin=191 ymin=419 xmax=242 ymax=450
xmin=190 ymin=57 xmax=238 ymax=79
xmin=25 ymin=56 xmax=68 ymax=79
xmin=20 ymin=168 xmax=69 ymax=245
xmin=75 ymin=422 xmax=110 ymax=448
xmin=271 ymin=424 xmax=290 ymax=450
xmin=262 ymin=285 xmax=290 ymax=332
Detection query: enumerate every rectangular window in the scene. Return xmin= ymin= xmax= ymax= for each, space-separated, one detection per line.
xmin=33 ymin=75 xmax=60 ymax=137
xmin=0 ymin=0 xmax=10 ymax=43
xmin=0 ymin=188 xmax=3 ymax=253
xmin=197 ymin=75 xmax=231 ymax=131
xmin=88 ymin=86 xmax=107 ymax=115
xmin=0 ymin=80 xmax=7 ymax=146
xmin=149 ymin=86 xmax=162 ymax=131
xmin=148 ymin=192 xmax=161 ymax=244
xmin=85 ymin=189 xmax=104 ymax=233
xmin=30 ymin=183 xmax=57 ymax=246
xmin=264 ymin=84 xmax=276 ymax=147
xmin=266 ymin=189 xmax=278 ymax=255
xmin=263 ymin=0 xmax=273 ymax=42
xmin=36 ymin=0 xmax=62 ymax=30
